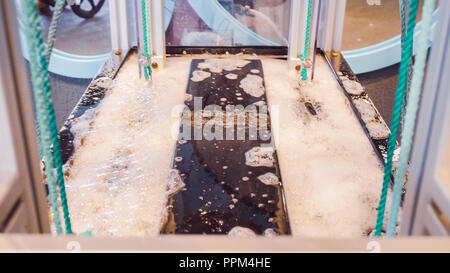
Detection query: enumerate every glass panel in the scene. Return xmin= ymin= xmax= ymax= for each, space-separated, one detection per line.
xmin=37 ymin=0 xmax=110 ymax=55
xmin=165 ymin=0 xmax=291 ymax=46
xmin=15 ymin=0 xmax=109 ymax=128
xmin=437 ymin=113 xmax=450 ymax=197
xmin=0 ymin=85 xmax=18 ymax=174
xmin=343 ymin=0 xmax=425 ymax=51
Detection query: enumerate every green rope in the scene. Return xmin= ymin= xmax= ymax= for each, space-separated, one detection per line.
xmin=300 ymin=0 xmax=312 ymax=81
xmin=20 ymin=0 xmax=72 ymax=235
xmin=43 ymin=0 xmax=73 ymax=235
xmin=36 ymin=0 xmax=65 ymax=160
xmin=141 ymin=0 xmax=152 ymax=80
xmin=374 ymin=0 xmax=419 ymax=237
xmin=21 ymin=0 xmax=62 ymax=235
xmin=44 ymin=0 xmax=65 ymax=64
xmin=386 ymin=0 xmax=436 ymax=238
xmin=399 ymin=0 xmax=414 ymax=127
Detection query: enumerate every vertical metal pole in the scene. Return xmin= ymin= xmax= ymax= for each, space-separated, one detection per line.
xmin=287 ymin=0 xmax=306 ymax=70
xmin=311 ymin=0 xmax=321 ymax=81
xmin=134 ymin=0 xmax=143 ymax=78
xmin=109 ymin=0 xmax=131 ymax=54
xmin=151 ymin=0 xmax=166 ymax=68
xmin=317 ymin=0 xmax=346 ymax=52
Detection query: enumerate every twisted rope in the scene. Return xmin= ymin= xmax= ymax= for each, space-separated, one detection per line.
xmin=300 ymin=0 xmax=312 ymax=81
xmin=386 ymin=0 xmax=436 ymax=238
xmin=44 ymin=0 xmax=65 ymax=64
xmin=21 ymin=0 xmax=62 ymax=235
xmin=399 ymin=0 xmax=414 ymax=127
xmin=141 ymin=0 xmax=152 ymax=80
xmin=20 ymin=0 xmax=72 ymax=235
xmin=374 ymin=0 xmax=419 ymax=237
xmin=36 ymin=0 xmax=65 ymax=159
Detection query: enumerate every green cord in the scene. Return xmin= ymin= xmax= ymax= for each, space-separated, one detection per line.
xmin=386 ymin=0 xmax=436 ymax=238
xmin=399 ymin=0 xmax=414 ymax=128
xmin=20 ymin=0 xmax=72 ymax=235
xmin=374 ymin=0 xmax=419 ymax=237
xmin=45 ymin=0 xmax=65 ymax=64
xmin=141 ymin=0 xmax=152 ymax=80
xmin=300 ymin=0 xmax=312 ymax=81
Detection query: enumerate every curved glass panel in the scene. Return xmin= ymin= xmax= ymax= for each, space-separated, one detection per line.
xmin=16 ymin=0 xmax=107 ymax=126
xmin=165 ymin=0 xmax=291 ymax=46
xmin=16 ymin=0 xmax=111 ymax=55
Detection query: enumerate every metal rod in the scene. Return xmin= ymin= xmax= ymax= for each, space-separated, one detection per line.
xmin=311 ymin=0 xmax=321 ymax=81
xmin=134 ymin=0 xmax=142 ymax=78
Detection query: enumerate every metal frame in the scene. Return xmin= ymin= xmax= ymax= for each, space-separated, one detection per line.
xmin=288 ymin=0 xmax=346 ymax=70
xmin=109 ymin=0 xmax=133 ymax=54
xmin=151 ymin=0 xmax=167 ymax=67
xmin=0 ymin=1 xmax=50 ymax=234
xmin=133 ymin=0 xmax=167 ymax=68
xmin=287 ymin=0 xmax=306 ymax=68
xmin=317 ymin=0 xmax=347 ymax=52
xmin=400 ymin=0 xmax=450 ymax=236
xmin=1 ymin=234 xmax=450 ymax=252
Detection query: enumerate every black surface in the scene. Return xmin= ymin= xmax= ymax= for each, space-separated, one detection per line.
xmin=161 ymin=59 xmax=290 ymax=235
xmin=322 ymin=51 xmax=390 ymax=166
xmin=166 ymin=46 xmax=288 ymax=56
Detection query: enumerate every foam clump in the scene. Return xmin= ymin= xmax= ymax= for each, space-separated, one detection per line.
xmin=191 ymin=70 xmax=211 ymax=82
xmin=198 ymin=59 xmax=250 ymax=73
xmin=167 ymin=169 xmax=185 ymax=195
xmin=239 ymin=74 xmax=265 ymax=98
xmin=366 ymin=120 xmax=390 ymax=140
xmin=93 ymin=76 xmax=114 ymax=89
xmin=245 ymin=146 xmax=275 ymax=167
xmin=257 ymin=172 xmax=280 ymax=186
xmin=227 ymin=226 xmax=256 ymax=238
xmin=264 ymin=228 xmax=278 ymax=237
xmin=342 ymin=77 xmax=365 ymax=96
xmin=353 ymin=99 xmax=376 ymax=123
xmin=225 ymin=73 xmax=238 ymax=80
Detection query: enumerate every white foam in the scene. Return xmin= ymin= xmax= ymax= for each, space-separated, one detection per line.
xmin=264 ymin=228 xmax=278 ymax=237
xmin=245 ymin=146 xmax=275 ymax=167
xmin=167 ymin=169 xmax=185 ymax=195
xmin=93 ymin=76 xmax=114 ymax=89
xmin=257 ymin=173 xmax=280 ymax=186
xmin=353 ymin=99 xmax=377 ymax=123
xmin=342 ymin=77 xmax=365 ymax=95
xmin=191 ymin=70 xmax=211 ymax=82
xmin=262 ymin=57 xmax=391 ymax=237
xmin=225 ymin=73 xmax=238 ymax=80
xmin=61 ymin=53 xmax=391 ymax=238
xmin=62 ymin=54 xmax=189 ymax=236
xmin=239 ymin=74 xmax=265 ymax=98
xmin=228 ymin=226 xmax=257 ymax=238
xmin=198 ymin=59 xmax=250 ymax=73
xmin=366 ymin=120 xmax=390 ymax=140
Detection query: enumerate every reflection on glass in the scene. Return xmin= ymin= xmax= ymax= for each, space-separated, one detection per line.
xmin=342 ymin=0 xmax=425 ymax=50
xmin=16 ymin=0 xmax=111 ymax=55
xmin=165 ymin=0 xmax=291 ymax=46
xmin=437 ymin=124 xmax=450 ymax=196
